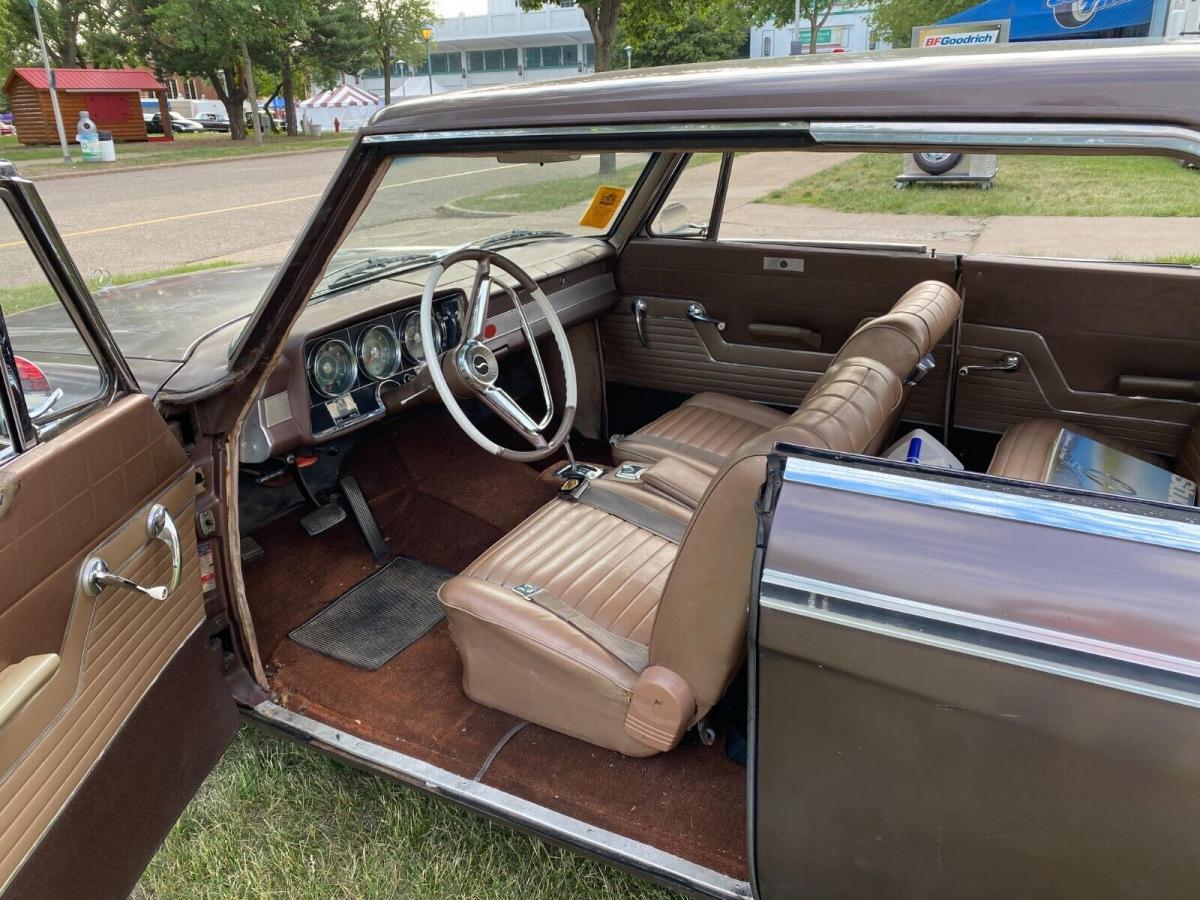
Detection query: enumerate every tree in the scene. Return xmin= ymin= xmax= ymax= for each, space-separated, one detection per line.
xmin=616 ymin=0 xmax=759 ymax=68
xmin=366 ymin=0 xmax=435 ymax=105
xmin=866 ymin=0 xmax=977 ymax=47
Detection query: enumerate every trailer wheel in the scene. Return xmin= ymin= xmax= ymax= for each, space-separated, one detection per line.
xmin=913 ymin=152 xmax=962 ymax=176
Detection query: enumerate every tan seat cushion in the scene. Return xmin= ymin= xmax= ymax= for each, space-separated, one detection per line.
xmin=988 ymin=418 xmax=1167 ymax=483
xmin=611 ymin=391 xmax=788 ymax=473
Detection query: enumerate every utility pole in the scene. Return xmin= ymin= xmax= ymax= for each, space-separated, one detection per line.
xmin=422 ymin=27 xmax=433 ymax=96
xmin=29 ymin=0 xmax=71 ymax=164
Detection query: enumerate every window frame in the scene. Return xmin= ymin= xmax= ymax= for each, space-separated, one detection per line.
xmin=0 ymin=178 xmax=130 ymax=450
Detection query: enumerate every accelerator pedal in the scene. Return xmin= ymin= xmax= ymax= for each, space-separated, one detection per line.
xmin=301 ymin=502 xmax=346 ymax=537
xmin=340 ymin=475 xmax=390 ymax=566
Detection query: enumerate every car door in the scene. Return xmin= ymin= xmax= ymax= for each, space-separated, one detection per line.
xmin=0 ymin=166 xmax=237 ymax=900
xmin=750 ymin=448 xmax=1200 ymax=898
xmin=604 ymin=152 xmax=958 ymax=421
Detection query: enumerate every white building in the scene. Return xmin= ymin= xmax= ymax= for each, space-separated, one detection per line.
xmin=354 ymin=0 xmax=596 ymax=99
xmin=750 ymin=5 xmax=886 ymax=57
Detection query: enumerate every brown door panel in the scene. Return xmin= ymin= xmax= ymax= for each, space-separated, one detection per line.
xmin=616 ymin=238 xmax=958 ymax=351
xmin=962 ymin=256 xmax=1200 ymax=393
xmin=918 ymin=325 xmax=1197 ymax=456
xmin=0 ymin=395 xmax=210 ymax=893
xmin=606 ymin=238 xmax=956 ymax=405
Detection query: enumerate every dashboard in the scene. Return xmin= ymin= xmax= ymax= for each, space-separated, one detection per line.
xmin=304 ymin=292 xmax=463 ymax=437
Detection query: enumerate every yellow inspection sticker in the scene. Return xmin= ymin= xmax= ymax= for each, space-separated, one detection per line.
xmin=579 ymin=185 xmax=627 ymax=229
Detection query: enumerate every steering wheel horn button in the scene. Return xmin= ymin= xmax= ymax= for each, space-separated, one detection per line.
xmin=458 ymin=341 xmax=499 ymax=389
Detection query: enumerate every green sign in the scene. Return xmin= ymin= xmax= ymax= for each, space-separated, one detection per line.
xmin=798 ymin=28 xmax=833 ymax=44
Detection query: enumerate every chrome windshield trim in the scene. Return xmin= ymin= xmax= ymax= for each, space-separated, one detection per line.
xmin=759 ymin=574 xmax=1200 ymax=707
xmin=808 ymin=120 xmax=1200 ymax=162
xmin=251 ymin=701 xmax=751 ymax=900
xmin=361 ymin=121 xmax=810 ymax=145
xmin=781 ymin=455 xmax=1200 ymax=554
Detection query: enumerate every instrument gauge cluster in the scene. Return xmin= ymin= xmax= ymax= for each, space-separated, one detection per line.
xmin=304 ymin=292 xmax=465 ymax=437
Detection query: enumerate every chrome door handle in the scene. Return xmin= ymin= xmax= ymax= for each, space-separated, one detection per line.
xmin=686 ymin=304 xmax=726 ymax=331
xmin=959 ymin=354 xmax=1020 ymax=377
xmin=632 ymin=298 xmax=649 ymax=348
xmin=83 ymin=504 xmax=182 ymax=601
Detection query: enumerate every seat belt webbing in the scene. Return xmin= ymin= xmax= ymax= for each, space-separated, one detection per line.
xmin=570 ymin=481 xmax=686 ymax=543
xmin=513 ymin=584 xmax=649 ymax=673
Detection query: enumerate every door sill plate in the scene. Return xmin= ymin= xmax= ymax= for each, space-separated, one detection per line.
xmin=249 ymin=701 xmax=751 ymax=899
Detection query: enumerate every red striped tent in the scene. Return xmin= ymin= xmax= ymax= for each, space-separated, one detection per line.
xmin=297 ymin=84 xmax=382 ymax=131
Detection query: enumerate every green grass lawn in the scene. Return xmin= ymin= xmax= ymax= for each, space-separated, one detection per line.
xmin=762 ymin=154 xmax=1200 ymax=217
xmin=453 ymin=162 xmax=647 ymax=214
xmin=135 ymin=726 xmax=676 ymax=900
xmin=1 ymin=259 xmax=241 ymax=315
xmin=0 ymin=131 xmax=353 ymax=177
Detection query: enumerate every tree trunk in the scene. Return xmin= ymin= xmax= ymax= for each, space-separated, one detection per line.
xmin=584 ymin=0 xmax=620 ymax=176
xmin=210 ymin=66 xmax=248 ymax=141
xmin=282 ymin=53 xmax=298 ymax=137
xmin=240 ymin=38 xmax=263 ymax=146
xmin=382 ymin=47 xmax=393 ymax=105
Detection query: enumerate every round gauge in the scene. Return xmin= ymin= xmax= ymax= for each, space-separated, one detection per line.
xmin=357 ymin=324 xmax=401 ymax=380
xmin=308 ymin=339 xmax=356 ymax=398
xmin=402 ymin=311 xmax=443 ymax=364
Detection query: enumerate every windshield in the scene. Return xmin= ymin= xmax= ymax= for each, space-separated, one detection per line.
xmin=310 ymin=152 xmax=653 ymax=298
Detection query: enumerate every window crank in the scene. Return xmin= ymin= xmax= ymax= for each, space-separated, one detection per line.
xmin=82 ymin=504 xmax=182 ymax=602
xmin=686 ymin=303 xmax=725 ymax=331
xmin=959 ymin=353 xmax=1020 ymax=377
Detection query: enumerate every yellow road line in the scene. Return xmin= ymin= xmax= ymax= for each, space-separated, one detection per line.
xmin=0 ymin=164 xmax=520 ymax=251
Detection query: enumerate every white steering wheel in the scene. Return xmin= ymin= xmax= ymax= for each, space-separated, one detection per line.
xmin=420 ymin=248 xmax=577 ymax=461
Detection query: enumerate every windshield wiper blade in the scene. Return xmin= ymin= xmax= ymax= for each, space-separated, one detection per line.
xmin=475 ymin=229 xmax=570 ymax=250
xmin=315 ymin=253 xmax=442 ymax=296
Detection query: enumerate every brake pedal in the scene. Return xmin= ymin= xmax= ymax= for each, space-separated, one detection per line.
xmin=339 ymin=475 xmax=390 ymax=566
xmin=301 ymin=502 xmax=346 ymax=536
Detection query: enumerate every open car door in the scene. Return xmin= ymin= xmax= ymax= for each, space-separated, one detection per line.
xmin=0 ymin=166 xmax=238 ymax=899
xmin=750 ymin=448 xmax=1200 ymax=898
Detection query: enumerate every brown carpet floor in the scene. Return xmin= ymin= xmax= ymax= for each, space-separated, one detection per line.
xmin=245 ymin=408 xmax=747 ymax=880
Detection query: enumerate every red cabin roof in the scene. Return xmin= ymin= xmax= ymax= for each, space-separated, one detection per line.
xmin=7 ymin=67 xmax=166 ymax=93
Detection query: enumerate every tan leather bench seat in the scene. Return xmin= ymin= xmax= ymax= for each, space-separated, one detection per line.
xmin=989 ymin=417 xmax=1200 ymax=488
xmin=439 ymin=356 xmax=905 ymax=757
xmin=611 ymin=279 xmax=961 ymax=474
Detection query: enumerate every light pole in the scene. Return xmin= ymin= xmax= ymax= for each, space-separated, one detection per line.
xmin=422 ymin=27 xmax=434 ymax=96
xmin=28 ymin=0 xmax=71 ymax=164
xmin=624 ymin=44 xmax=632 ymax=69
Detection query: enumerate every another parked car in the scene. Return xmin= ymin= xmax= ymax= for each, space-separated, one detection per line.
xmin=3 ymin=40 xmax=1200 ymax=900
xmin=145 ymin=111 xmax=205 ymax=134
xmin=0 ymin=121 xmax=14 ymax=136
xmin=193 ymin=112 xmax=231 ymax=133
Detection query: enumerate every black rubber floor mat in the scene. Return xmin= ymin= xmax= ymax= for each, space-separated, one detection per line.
xmin=288 ymin=556 xmax=450 ymax=670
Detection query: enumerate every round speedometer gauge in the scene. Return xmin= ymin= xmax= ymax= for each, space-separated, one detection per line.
xmin=357 ymin=324 xmax=401 ymax=380
xmin=309 ymin=339 xmax=356 ymax=398
xmin=401 ymin=311 xmax=442 ymax=364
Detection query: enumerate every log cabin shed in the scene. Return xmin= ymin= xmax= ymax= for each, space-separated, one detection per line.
xmin=3 ymin=68 xmax=168 ymax=145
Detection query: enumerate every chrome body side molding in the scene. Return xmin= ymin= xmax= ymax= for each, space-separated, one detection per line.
xmin=249 ymin=701 xmax=752 ymax=900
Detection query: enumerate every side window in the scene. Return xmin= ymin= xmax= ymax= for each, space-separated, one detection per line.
xmin=0 ymin=201 xmax=107 ymax=454
xmin=649 ymin=153 xmax=725 ymax=238
xmin=709 ymin=148 xmax=1200 ymax=264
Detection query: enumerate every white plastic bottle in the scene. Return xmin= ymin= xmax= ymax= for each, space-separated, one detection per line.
xmin=76 ymin=110 xmax=100 ymax=162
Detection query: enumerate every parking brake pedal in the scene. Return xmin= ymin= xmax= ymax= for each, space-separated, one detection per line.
xmin=339 ymin=475 xmax=390 ymax=566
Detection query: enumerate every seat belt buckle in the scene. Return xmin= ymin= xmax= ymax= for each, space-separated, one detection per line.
xmin=512 ymin=583 xmax=540 ymax=599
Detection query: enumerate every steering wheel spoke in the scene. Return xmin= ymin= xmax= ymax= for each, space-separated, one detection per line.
xmin=464 ymin=258 xmax=492 ymax=341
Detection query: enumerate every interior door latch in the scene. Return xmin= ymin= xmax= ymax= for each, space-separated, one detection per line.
xmin=959 ymin=353 xmax=1020 ymax=377
xmin=632 ymin=298 xmax=649 ymax=348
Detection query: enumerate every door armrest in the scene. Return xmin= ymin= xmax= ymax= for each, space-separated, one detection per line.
xmin=0 ymin=654 xmax=60 ymax=729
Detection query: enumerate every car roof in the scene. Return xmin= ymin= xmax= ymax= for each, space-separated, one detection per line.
xmin=363 ymin=40 xmax=1200 ymax=137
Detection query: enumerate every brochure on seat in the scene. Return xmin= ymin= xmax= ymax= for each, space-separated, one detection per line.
xmin=1044 ymin=428 xmax=1196 ymax=505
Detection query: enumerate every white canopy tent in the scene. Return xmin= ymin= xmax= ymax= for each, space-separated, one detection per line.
xmin=297 ymin=84 xmax=382 ymax=131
